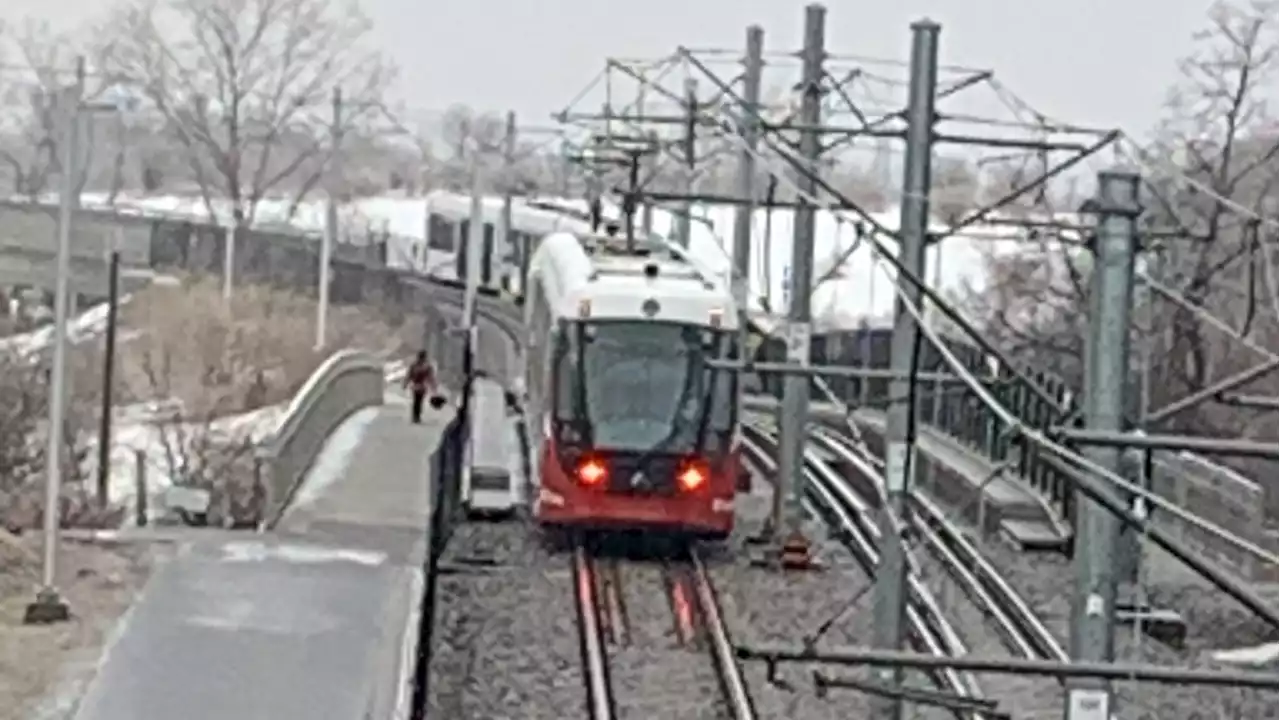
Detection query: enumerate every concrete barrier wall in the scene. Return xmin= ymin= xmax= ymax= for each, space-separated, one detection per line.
xmin=257 ymin=349 xmax=386 ymax=528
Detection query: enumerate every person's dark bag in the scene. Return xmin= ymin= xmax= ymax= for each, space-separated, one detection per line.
xmin=429 ymin=394 xmax=447 ymax=409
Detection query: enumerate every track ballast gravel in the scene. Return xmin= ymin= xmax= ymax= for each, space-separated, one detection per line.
xmin=707 ymin=488 xmax=956 ymax=720
xmin=923 ymin=490 xmax=1277 ymax=720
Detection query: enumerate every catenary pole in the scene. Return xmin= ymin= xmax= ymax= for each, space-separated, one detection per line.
xmin=772 ymin=4 xmax=826 ymax=559
xmin=871 ymin=19 xmax=940 ymax=720
xmin=1065 ymin=169 xmax=1141 ymax=720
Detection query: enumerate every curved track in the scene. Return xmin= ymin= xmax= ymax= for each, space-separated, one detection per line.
xmin=740 ymin=420 xmax=996 ymax=719
xmin=809 ymin=427 xmax=1064 ymax=717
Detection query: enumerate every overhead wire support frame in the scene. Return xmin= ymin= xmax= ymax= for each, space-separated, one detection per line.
xmin=652 ymin=42 xmax=1280 ymax=629
xmin=670 ymin=44 xmax=1095 ymax=417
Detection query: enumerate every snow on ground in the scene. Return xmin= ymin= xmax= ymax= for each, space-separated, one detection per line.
xmin=286 ymin=406 xmax=382 ymax=511
xmin=99 ymin=361 xmax=407 ymax=523
xmin=0 ymin=301 xmax=121 ymax=356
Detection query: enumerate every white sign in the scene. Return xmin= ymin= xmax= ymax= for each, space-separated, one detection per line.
xmin=785 ymin=321 xmax=811 ymax=364
xmin=885 ymin=441 xmax=911 ymax=493
xmin=1066 ymin=689 xmax=1110 ymax=720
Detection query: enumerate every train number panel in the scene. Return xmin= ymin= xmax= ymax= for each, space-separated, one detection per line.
xmin=524 ymin=232 xmax=744 ymax=540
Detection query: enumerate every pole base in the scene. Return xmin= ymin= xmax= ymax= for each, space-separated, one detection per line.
xmin=23 ymin=588 xmax=71 ymax=625
xmin=779 ymin=531 xmax=817 ymax=571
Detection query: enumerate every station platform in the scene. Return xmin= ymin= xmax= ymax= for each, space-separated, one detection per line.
xmin=71 ymin=396 xmax=452 ymax=720
xmin=742 ymin=395 xmax=1070 ymax=550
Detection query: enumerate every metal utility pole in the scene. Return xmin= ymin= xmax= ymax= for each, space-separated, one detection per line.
xmin=316 ymin=86 xmax=342 ymax=351
xmin=871 ymin=20 xmax=939 ymax=720
xmin=462 ymin=139 xmax=484 ymax=337
xmin=221 ymin=220 xmax=235 ymax=302
xmin=732 ymin=24 xmax=764 ymax=418
xmin=500 ymin=111 xmax=522 ymax=295
xmin=675 ymin=77 xmax=699 ymax=248
xmin=95 ymin=249 xmax=120 ymax=510
xmin=772 ymin=4 xmax=826 ymax=564
xmin=641 ymin=131 xmax=658 ymax=239
xmin=26 ymin=56 xmax=85 ymax=625
xmin=1065 ymin=169 xmax=1141 ymax=720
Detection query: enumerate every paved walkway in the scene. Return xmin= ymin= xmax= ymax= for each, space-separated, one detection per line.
xmin=72 ymin=397 xmax=452 ymax=720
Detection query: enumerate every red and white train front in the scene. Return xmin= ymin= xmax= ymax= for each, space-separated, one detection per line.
xmin=532 ymin=307 xmax=742 ymax=540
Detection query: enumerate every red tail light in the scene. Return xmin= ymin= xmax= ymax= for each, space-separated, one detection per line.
xmin=676 ymin=459 xmax=709 ymax=492
xmin=576 ymin=457 xmax=608 ymax=487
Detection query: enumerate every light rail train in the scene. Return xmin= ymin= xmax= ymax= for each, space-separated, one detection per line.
xmin=522 ymin=230 xmax=745 ymax=540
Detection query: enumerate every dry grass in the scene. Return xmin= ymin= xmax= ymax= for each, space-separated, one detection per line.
xmin=116 ymin=275 xmax=422 ymax=415
xmin=0 ymin=275 xmax=426 ymax=531
xmin=0 ymin=533 xmax=158 ymax=720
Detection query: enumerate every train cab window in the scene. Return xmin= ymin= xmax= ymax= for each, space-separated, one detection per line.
xmin=553 ymin=321 xmax=737 ymax=455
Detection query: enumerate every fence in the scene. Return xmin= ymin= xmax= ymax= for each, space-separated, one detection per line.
xmin=754 ymin=325 xmax=1275 ymax=580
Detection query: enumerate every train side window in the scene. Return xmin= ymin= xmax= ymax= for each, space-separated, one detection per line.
xmin=428 ymin=214 xmax=454 ymax=251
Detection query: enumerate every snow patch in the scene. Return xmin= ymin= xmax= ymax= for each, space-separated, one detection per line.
xmin=286 ymin=406 xmax=381 ymax=510
xmin=218 ymin=539 xmax=386 ymax=567
xmin=1211 ymin=642 xmax=1280 ymax=666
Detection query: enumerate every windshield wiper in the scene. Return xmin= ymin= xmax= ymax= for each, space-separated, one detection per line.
xmin=630 ymin=349 xmax=704 ymax=471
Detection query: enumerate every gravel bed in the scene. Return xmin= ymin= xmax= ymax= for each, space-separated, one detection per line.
xmin=908 ymin=537 xmax=1063 ymax=718
xmin=927 ymin=490 xmax=1278 ymax=720
xmin=424 ymin=520 xmax=585 ymax=719
xmin=604 ymin=559 xmax=729 ymax=719
xmin=708 ymin=488 xmax=953 ymax=720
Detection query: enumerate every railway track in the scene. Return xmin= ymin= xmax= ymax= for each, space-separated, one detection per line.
xmin=740 ymin=420 xmax=1000 ymax=719
xmin=810 ymin=427 xmax=1066 ymax=717
xmin=573 ymin=535 xmax=758 ymax=720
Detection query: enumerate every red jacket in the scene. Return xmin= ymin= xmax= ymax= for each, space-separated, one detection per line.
xmin=406 ymin=361 xmax=436 ymax=392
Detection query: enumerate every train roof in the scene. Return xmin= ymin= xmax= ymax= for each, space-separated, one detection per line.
xmin=424 ymin=190 xmax=592 ymax=237
xmin=530 ymin=231 xmax=738 ymax=329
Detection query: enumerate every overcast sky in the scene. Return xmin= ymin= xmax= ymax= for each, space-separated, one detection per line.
xmin=372 ymin=0 xmax=1221 ymax=134
xmin=7 ymin=0 xmax=1225 ymax=136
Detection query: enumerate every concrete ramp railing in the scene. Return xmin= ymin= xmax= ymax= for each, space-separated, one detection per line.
xmin=257 ymin=349 xmax=386 ymax=529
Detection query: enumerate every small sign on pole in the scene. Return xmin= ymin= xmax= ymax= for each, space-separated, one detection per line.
xmin=1066 ymin=688 xmax=1110 ymax=720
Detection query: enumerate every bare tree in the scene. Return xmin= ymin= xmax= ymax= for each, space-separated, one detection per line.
xmin=1143 ymin=1 xmax=1279 ymax=428
xmin=964 ymin=0 xmax=1278 ymax=452
xmin=99 ymin=0 xmax=394 ymax=231
xmin=0 ymin=18 xmax=122 ymax=199
xmin=930 ymin=155 xmax=980 ymax=223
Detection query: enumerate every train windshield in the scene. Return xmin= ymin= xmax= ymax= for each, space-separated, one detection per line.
xmin=553 ymin=321 xmax=736 ymax=454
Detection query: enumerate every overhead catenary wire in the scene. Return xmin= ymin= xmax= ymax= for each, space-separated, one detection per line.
xmin=642 ymin=55 xmax=1280 ymax=576
xmin=568 ymin=48 xmax=1278 ymax=563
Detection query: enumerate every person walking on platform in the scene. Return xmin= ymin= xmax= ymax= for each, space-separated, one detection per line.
xmin=404 ymin=350 xmax=437 ymax=424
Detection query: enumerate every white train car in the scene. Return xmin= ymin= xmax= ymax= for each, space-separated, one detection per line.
xmin=523 ymin=230 xmax=746 ymax=538
xmin=424 ymin=192 xmax=593 ymax=295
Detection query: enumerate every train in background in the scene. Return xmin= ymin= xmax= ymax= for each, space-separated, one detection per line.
xmin=409 ymin=192 xmax=597 ymax=298
xmin=522 ymin=229 xmax=746 ymax=540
